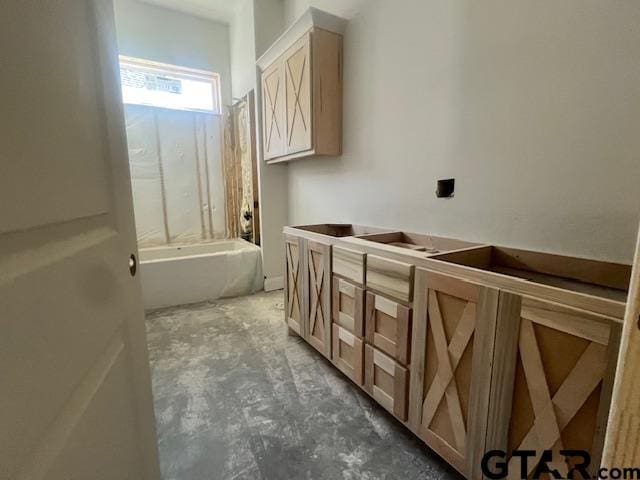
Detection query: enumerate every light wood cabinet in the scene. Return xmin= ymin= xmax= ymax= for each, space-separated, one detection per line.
xmin=284 ymin=234 xmax=304 ymax=336
xmin=408 ymin=270 xmax=497 ymax=474
xmin=307 ymin=240 xmax=331 ymax=358
xmin=409 ymin=263 xmax=625 ymax=478
xmin=282 ymin=224 xmax=630 ymax=479
xmin=483 ymin=297 xmax=620 ymax=480
xmin=258 ymin=9 xmax=344 ymax=163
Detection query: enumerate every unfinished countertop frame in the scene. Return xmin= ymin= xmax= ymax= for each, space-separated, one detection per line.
xmin=284 ymin=223 xmax=630 ymax=321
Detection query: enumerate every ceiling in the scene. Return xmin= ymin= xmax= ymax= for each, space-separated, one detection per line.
xmin=138 ymin=0 xmax=238 ymax=23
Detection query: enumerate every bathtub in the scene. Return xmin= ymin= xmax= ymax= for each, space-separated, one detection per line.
xmin=139 ymin=239 xmax=263 ymax=310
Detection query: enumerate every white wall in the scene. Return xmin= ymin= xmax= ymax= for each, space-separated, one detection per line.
xmin=284 ymin=0 xmax=364 ymax=24
xmin=230 ymin=0 xmax=256 ymax=99
xmin=114 ymin=0 xmax=233 ymax=105
xmin=285 ymin=0 xmax=640 ymax=264
xmin=230 ymin=0 xmax=288 ymax=289
xmin=252 ymin=0 xmax=289 ymax=289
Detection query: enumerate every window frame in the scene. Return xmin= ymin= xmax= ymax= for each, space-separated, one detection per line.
xmin=118 ymin=55 xmax=222 ymax=115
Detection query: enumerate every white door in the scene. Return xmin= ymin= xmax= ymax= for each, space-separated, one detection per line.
xmin=0 ymin=1 xmax=161 ymax=479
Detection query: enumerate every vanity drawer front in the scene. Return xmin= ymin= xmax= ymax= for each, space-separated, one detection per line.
xmin=365 ymin=292 xmax=412 ymax=364
xmin=364 ymin=345 xmax=409 ymax=421
xmin=332 ymin=276 xmax=364 ymax=337
xmin=366 ymin=255 xmax=414 ymax=302
xmin=332 ymin=246 xmax=366 ymax=285
xmin=332 ymin=324 xmax=364 ymax=385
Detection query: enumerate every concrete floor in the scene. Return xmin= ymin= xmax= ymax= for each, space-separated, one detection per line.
xmin=146 ymin=290 xmax=463 ymax=480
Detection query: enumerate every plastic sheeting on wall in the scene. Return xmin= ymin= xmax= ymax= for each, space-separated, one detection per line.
xmin=124 ymin=104 xmax=227 ymax=247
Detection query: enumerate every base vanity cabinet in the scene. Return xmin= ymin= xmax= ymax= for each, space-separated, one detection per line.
xmin=284 ymin=233 xmax=333 ymax=359
xmin=283 ymin=225 xmax=631 ymax=479
xmin=417 ymin=246 xmax=630 ymax=478
xmin=283 ymin=224 xmax=388 ymax=356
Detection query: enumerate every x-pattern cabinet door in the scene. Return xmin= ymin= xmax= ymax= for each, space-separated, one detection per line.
xmin=495 ymin=298 xmax=621 ymax=480
xmin=409 ymin=269 xmax=499 ymax=475
xmin=262 ymin=61 xmax=285 ymax=160
xmin=283 ymin=32 xmax=312 ymax=155
xmin=307 ymin=240 xmax=331 ymax=359
xmin=284 ymin=235 xmax=304 ymax=336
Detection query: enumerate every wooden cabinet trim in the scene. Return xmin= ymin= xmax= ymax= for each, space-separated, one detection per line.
xmin=338 ymin=279 xmax=356 ymax=297
xmin=423 ymin=270 xmax=479 ymax=303
xmin=473 ymin=291 xmax=522 ymax=479
xmin=520 ymin=296 xmax=611 ymax=345
xmin=311 ymin=28 xmax=342 ymax=156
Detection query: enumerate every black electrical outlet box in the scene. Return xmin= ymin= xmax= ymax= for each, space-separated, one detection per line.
xmin=436 ymin=178 xmax=455 ymax=198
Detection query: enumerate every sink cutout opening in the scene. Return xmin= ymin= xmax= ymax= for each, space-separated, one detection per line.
xmin=431 ymin=246 xmax=631 ymax=301
xmin=356 ymin=231 xmax=477 ymax=255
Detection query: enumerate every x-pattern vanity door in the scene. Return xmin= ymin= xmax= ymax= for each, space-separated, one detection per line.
xmin=409 ymin=270 xmax=498 ymax=475
xmin=261 ymin=60 xmax=285 ymax=160
xmin=284 ymin=235 xmax=304 ymax=336
xmin=0 ymin=1 xmax=160 ymax=478
xmin=284 ymin=32 xmax=312 ymax=155
xmin=307 ymin=240 xmax=331 ymax=359
xmin=501 ymin=298 xmax=621 ymax=480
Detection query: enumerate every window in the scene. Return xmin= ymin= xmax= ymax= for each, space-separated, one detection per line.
xmin=119 ymin=56 xmax=221 ymax=114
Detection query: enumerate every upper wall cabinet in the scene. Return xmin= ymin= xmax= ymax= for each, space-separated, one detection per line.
xmin=257 ymin=8 xmax=345 ymax=164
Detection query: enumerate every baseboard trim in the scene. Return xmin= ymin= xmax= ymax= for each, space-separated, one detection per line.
xmin=264 ymin=275 xmax=284 ymax=292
